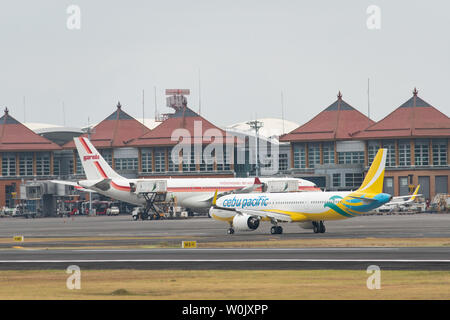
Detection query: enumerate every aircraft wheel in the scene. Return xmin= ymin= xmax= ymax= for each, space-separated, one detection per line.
xmin=276 ymin=226 xmax=283 ymax=234
xmin=319 ymin=221 xmax=326 ymax=233
xmin=141 ymin=212 xmax=149 ymax=220
xmin=227 ymin=228 xmax=235 ymax=235
xmin=313 ymin=222 xmax=320 ymax=233
xmin=132 ymin=215 xmax=138 ymax=221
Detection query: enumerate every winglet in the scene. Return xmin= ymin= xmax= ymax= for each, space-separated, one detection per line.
xmin=254 ymin=177 xmax=262 ymax=185
xmin=212 ymin=189 xmax=218 ymax=206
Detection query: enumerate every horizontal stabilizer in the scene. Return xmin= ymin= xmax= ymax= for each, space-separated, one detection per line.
xmin=79 ymin=179 xmax=111 ymax=191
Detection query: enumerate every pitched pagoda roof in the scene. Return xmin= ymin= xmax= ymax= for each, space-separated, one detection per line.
xmin=63 ymin=102 xmax=151 ymax=149
xmin=129 ymin=106 xmax=235 ymax=147
xmin=280 ymin=92 xmax=375 ymax=142
xmin=352 ymin=88 xmax=450 ymax=139
xmin=0 ymin=108 xmax=61 ymax=152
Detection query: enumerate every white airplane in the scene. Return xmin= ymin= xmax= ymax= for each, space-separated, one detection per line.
xmin=52 ymin=137 xmax=319 ymax=219
xmin=210 ymin=148 xmax=393 ymax=234
xmin=375 ymin=185 xmax=421 ymax=213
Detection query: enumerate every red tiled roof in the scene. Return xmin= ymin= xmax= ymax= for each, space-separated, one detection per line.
xmin=352 ymin=89 xmax=450 ymax=139
xmin=130 ymin=106 xmax=236 ymax=147
xmin=63 ymin=102 xmax=150 ymax=149
xmin=0 ymin=108 xmax=61 ymax=151
xmin=280 ymin=92 xmax=375 ymax=143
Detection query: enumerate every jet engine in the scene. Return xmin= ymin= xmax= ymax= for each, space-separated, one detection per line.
xmin=233 ymin=214 xmax=260 ymax=231
xmin=298 ymin=221 xmax=314 ymax=229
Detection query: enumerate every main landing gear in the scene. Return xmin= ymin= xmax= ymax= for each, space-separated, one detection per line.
xmin=270 ymin=226 xmax=283 ymax=235
xmin=313 ymin=221 xmax=326 ymax=233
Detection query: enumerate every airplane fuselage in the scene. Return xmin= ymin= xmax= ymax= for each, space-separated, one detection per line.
xmin=211 ymin=191 xmax=392 ymax=222
xmin=79 ymin=177 xmax=320 ymax=211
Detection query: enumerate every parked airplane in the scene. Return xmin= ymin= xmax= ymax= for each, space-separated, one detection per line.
xmin=209 ymin=148 xmax=392 ymax=234
xmin=375 ymin=185 xmax=421 ymax=213
xmin=52 ymin=137 xmax=319 ymax=218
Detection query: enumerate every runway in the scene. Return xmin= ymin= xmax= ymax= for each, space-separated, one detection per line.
xmin=0 ymin=213 xmax=450 ymax=249
xmin=1 ymin=247 xmax=450 ymax=270
xmin=1 ymin=214 xmax=450 ymax=270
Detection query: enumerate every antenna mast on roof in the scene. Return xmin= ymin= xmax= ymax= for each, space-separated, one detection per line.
xmin=154 ymin=86 xmax=157 ymax=121
xmin=281 ymin=91 xmax=285 ymax=134
xmin=62 ymin=101 xmax=66 ymax=126
xmin=246 ymin=118 xmax=263 ymax=177
xmin=367 ymin=78 xmax=371 ymax=121
xmin=198 ymin=68 xmax=202 ymax=115
xmin=23 ymin=96 xmax=26 ymax=123
xmin=142 ymin=89 xmax=145 ymax=127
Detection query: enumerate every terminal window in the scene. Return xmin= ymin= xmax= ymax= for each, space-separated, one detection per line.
xmin=432 ymin=140 xmax=447 ymax=166
xmin=19 ymin=153 xmax=33 ymax=176
xmin=1 ymin=154 xmax=16 ymax=176
xmin=293 ymin=145 xmax=306 ymax=169
xmin=398 ymin=140 xmax=411 ymax=166
xmin=141 ymin=149 xmax=153 ymax=173
xmin=414 ymin=140 xmax=429 ymax=166
xmin=345 ymin=173 xmax=363 ymax=188
xmin=322 ymin=142 xmax=335 ymax=164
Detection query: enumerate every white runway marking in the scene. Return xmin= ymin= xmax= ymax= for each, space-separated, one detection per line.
xmin=1 ymin=259 xmax=449 ymax=263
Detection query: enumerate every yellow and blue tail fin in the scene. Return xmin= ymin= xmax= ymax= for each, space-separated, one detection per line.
xmin=357 ymin=148 xmax=387 ymax=194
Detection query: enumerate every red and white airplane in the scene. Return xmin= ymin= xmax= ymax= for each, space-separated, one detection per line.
xmin=52 ymin=137 xmax=319 ymax=217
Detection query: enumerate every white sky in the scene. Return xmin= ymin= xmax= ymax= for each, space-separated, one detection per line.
xmin=0 ymin=0 xmax=449 ymax=128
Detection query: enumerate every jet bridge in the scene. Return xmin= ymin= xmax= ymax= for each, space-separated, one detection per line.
xmin=130 ymin=180 xmax=168 ymax=220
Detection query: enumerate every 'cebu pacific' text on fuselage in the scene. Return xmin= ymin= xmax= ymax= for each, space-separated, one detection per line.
xmin=222 ymin=196 xmax=269 ymax=209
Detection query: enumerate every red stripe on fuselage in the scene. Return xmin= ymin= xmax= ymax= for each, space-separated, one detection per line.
xmin=111 ymin=181 xmax=131 ymax=192
xmin=80 ymin=137 xmax=92 ymax=154
xmin=107 ymin=185 xmax=320 ymax=193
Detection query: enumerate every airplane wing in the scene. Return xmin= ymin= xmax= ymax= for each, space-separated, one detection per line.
xmin=239 ymin=208 xmax=293 ymax=222
xmin=386 ymin=185 xmax=421 ymax=205
xmin=195 ymin=177 xmax=264 ymax=203
xmin=220 ymin=177 xmax=264 ymax=196
xmin=49 ymin=180 xmax=94 ymax=193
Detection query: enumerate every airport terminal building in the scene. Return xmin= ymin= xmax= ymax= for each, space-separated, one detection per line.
xmin=0 ymin=88 xmax=449 ymax=208
xmin=280 ymin=89 xmax=450 ymax=200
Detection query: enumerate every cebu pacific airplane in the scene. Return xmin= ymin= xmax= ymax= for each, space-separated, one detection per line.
xmin=52 ymin=137 xmax=319 ymax=218
xmin=210 ymin=148 xmax=393 ymax=234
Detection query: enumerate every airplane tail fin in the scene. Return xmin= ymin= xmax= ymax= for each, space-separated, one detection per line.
xmin=74 ymin=137 xmax=123 ymax=180
xmin=410 ymin=185 xmax=420 ymax=201
xmin=357 ymin=148 xmax=387 ymax=194
xmin=212 ymin=190 xmax=218 ymax=206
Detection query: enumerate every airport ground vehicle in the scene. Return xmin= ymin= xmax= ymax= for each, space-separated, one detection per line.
xmin=106 ymin=206 xmax=120 ymax=215
xmin=1 ymin=204 xmax=36 ymax=218
xmin=132 ymin=207 xmax=165 ymax=220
